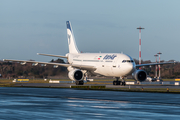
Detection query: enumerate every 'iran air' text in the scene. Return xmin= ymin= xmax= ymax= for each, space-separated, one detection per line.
xmin=103 ymin=54 xmax=117 ymax=60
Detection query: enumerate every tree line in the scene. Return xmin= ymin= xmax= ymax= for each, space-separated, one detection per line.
xmin=0 ymin=58 xmax=179 ymax=79
xmin=0 ymin=59 xmax=67 ymax=79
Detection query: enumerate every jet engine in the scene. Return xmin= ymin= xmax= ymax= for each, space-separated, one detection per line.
xmin=132 ymin=69 xmax=147 ymax=82
xmin=68 ymin=69 xmax=84 ymax=81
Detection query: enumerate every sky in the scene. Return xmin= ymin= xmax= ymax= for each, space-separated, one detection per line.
xmin=0 ymin=0 xmax=180 ymax=62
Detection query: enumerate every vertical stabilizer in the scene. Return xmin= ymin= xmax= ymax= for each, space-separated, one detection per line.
xmin=66 ymin=21 xmax=80 ymax=54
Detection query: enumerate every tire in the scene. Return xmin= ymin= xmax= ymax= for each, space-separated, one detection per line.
xmin=76 ymin=81 xmax=79 ymax=85
xmin=80 ymin=81 xmax=84 ymax=85
xmin=122 ymin=82 xmax=126 ymax=86
xmin=113 ymin=81 xmax=117 ymax=85
xmin=124 ymin=82 xmax=126 ymax=86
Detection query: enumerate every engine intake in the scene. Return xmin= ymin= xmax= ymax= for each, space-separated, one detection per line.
xmin=132 ymin=69 xmax=147 ymax=82
xmin=68 ymin=69 xmax=84 ymax=81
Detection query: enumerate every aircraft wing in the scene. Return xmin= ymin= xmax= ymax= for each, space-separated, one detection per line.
xmin=3 ymin=59 xmax=96 ymax=71
xmin=136 ymin=61 xmax=177 ymax=67
xmin=37 ymin=53 xmax=68 ymax=58
xmin=3 ymin=59 xmax=70 ymax=67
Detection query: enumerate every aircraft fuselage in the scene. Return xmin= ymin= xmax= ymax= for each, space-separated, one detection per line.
xmin=68 ymin=53 xmax=136 ymax=77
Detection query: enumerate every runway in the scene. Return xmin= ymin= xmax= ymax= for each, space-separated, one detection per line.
xmin=1 ymin=87 xmax=180 ymax=119
xmin=13 ymin=83 xmax=180 ymax=91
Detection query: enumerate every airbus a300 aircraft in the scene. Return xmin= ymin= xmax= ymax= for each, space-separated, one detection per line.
xmin=3 ymin=21 xmax=175 ymax=85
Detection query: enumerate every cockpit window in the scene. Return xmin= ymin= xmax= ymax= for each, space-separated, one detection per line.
xmin=122 ymin=60 xmax=134 ymax=63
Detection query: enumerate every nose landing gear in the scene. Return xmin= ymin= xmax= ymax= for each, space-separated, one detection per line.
xmin=113 ymin=77 xmax=126 ymax=86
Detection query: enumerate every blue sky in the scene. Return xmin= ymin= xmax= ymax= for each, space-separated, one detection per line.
xmin=0 ymin=0 xmax=180 ymax=62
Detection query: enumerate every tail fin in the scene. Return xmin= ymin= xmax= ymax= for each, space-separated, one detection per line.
xmin=66 ymin=21 xmax=80 ymax=54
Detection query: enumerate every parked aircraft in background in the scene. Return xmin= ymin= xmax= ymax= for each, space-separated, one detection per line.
xmin=3 ymin=21 xmax=175 ymax=85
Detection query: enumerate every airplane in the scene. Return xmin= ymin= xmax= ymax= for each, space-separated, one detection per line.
xmin=3 ymin=21 xmax=176 ymax=85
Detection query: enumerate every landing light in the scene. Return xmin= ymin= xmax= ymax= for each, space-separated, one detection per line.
xmin=32 ymin=63 xmax=38 ymax=66
xmin=21 ymin=62 xmax=26 ymax=65
xmin=54 ymin=65 xmax=58 ymax=68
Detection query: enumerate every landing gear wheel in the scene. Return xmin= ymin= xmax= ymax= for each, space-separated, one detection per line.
xmin=120 ymin=82 xmax=123 ymax=86
xmin=113 ymin=77 xmax=126 ymax=86
xmin=113 ymin=81 xmax=116 ymax=85
xmin=123 ymin=82 xmax=126 ymax=86
xmin=75 ymin=81 xmax=79 ymax=85
xmin=113 ymin=81 xmax=117 ymax=85
xmin=121 ymin=81 xmax=126 ymax=86
xmin=113 ymin=80 xmax=121 ymax=85
xmin=79 ymin=81 xmax=84 ymax=85
xmin=75 ymin=81 xmax=84 ymax=85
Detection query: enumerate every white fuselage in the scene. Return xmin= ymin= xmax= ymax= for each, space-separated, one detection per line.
xmin=68 ymin=53 xmax=136 ymax=77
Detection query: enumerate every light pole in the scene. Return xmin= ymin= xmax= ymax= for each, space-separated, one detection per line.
xmin=137 ymin=27 xmax=144 ymax=69
xmin=157 ymin=52 xmax=162 ymax=79
xmin=154 ymin=54 xmax=158 ymax=78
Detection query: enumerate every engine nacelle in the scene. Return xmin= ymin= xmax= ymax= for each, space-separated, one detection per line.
xmin=132 ymin=69 xmax=147 ymax=82
xmin=68 ymin=69 xmax=84 ymax=81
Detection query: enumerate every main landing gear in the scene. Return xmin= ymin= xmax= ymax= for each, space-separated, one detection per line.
xmin=113 ymin=77 xmax=126 ymax=86
xmin=75 ymin=80 xmax=84 ymax=85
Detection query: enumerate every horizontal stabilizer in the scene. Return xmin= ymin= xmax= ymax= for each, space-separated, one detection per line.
xmin=37 ymin=53 xmax=68 ymax=58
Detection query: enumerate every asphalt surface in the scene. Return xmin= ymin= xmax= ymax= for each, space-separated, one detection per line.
xmin=13 ymin=83 xmax=180 ymax=89
xmin=1 ymin=87 xmax=180 ymax=119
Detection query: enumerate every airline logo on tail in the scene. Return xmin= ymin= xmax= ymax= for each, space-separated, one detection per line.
xmin=66 ymin=21 xmax=71 ymax=31
xmin=66 ymin=21 xmax=80 ymax=54
xmin=67 ymin=21 xmax=72 ymax=45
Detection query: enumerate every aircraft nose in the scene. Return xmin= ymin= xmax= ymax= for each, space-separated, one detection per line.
xmin=125 ymin=63 xmax=134 ymax=74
